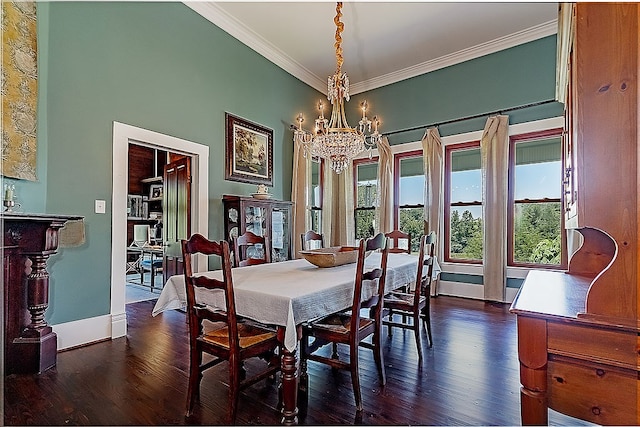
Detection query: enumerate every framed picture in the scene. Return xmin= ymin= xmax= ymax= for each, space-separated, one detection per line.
xmin=225 ymin=112 xmax=273 ymax=186
xmin=149 ymin=184 xmax=163 ymax=200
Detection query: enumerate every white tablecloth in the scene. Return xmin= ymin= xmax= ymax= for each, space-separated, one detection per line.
xmin=152 ymin=252 xmax=440 ymax=352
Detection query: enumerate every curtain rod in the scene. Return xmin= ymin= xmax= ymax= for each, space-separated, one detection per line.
xmin=383 ymin=99 xmax=558 ymax=137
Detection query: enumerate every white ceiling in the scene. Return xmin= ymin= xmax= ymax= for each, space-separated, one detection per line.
xmin=185 ymin=2 xmax=559 ymax=94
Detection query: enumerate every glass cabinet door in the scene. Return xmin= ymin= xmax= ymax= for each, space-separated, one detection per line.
xmin=244 ymin=205 xmax=267 ymax=237
xmin=271 ymin=205 xmax=290 ymax=262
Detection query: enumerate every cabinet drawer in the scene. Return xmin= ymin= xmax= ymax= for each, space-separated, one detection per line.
xmin=548 ymin=357 xmax=638 ymax=425
xmin=547 ymin=322 xmax=637 ymax=369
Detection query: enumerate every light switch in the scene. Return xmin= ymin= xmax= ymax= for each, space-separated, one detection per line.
xmin=95 ymin=199 xmax=106 ymax=214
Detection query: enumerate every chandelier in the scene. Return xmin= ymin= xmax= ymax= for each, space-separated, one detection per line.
xmin=293 ymin=2 xmax=382 ymax=174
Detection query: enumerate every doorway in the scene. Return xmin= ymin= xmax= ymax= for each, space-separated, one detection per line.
xmin=111 ymin=122 xmax=209 ymax=339
xmin=124 ymin=146 xmax=192 ymax=303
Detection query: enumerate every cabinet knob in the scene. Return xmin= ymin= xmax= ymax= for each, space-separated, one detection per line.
xmin=595 ymin=368 xmax=605 ymax=377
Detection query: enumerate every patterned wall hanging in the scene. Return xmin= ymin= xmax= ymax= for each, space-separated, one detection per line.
xmin=1 ymin=1 xmax=38 ymax=181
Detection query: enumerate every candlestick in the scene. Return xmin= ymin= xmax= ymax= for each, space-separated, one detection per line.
xmin=5 ymin=184 xmax=14 ymax=202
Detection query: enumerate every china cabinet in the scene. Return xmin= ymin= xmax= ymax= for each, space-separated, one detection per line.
xmin=511 ymin=3 xmax=639 ymax=425
xmin=222 ymin=195 xmax=293 ymax=263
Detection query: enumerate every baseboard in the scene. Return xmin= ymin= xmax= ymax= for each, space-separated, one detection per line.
xmin=52 ymin=311 xmax=127 ymax=351
xmin=437 ymin=280 xmax=518 ymax=304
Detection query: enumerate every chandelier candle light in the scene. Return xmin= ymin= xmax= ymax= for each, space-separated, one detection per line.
xmin=293 ymin=2 xmax=382 ymax=174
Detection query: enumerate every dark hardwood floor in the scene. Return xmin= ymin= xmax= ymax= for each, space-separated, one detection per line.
xmin=4 ymin=296 xmax=590 ymax=425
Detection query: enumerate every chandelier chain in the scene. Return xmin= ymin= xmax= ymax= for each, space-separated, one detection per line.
xmin=334 ymin=2 xmax=344 ymax=74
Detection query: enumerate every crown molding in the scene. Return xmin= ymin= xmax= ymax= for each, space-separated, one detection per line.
xmin=184 ymin=2 xmax=326 ymax=93
xmin=350 ymin=20 xmax=558 ymax=94
xmin=185 ymin=2 xmax=557 ymax=96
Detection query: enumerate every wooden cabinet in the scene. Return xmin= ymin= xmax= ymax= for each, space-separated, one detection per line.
xmin=222 ymin=195 xmax=293 ymax=263
xmin=512 ymin=4 xmax=639 ymax=425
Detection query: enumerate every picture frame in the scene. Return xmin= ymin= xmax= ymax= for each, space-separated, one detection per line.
xmin=149 ymin=184 xmax=163 ymax=200
xmin=225 ymin=112 xmax=273 ymax=186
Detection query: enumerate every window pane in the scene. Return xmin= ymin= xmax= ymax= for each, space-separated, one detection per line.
xmin=514 ymin=202 xmax=561 ymax=264
xmin=449 ymin=207 xmax=483 ymax=260
xmin=515 ymin=162 xmax=561 ymax=199
xmin=399 ymin=207 xmax=424 ymax=252
xmin=311 ymin=160 xmax=321 ymax=207
xmin=355 ymin=210 xmax=375 ymax=240
xmin=399 ymin=156 xmax=424 ymax=206
xmin=356 ymin=162 xmax=378 ymax=207
xmin=513 ymin=137 xmax=562 ymax=265
xmin=311 ymin=209 xmax=321 ymax=234
xmin=449 ymin=147 xmax=482 ymax=260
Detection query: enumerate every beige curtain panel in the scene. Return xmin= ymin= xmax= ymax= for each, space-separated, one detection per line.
xmin=481 ymin=115 xmax=509 ymax=302
xmin=421 ymin=128 xmax=444 ymax=240
xmin=375 ymin=136 xmax=394 ymax=235
xmin=291 ymin=138 xmax=311 ymax=258
xmin=421 ymin=127 xmax=444 ymax=296
xmin=322 ymin=161 xmax=355 ymax=247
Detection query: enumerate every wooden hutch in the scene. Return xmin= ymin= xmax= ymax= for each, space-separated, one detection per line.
xmin=510 ymin=3 xmax=639 ymax=425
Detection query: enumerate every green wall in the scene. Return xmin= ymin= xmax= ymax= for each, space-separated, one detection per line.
xmin=39 ymin=2 xmax=320 ymax=324
xmin=27 ymin=1 xmax=559 ymax=326
xmin=351 ymin=35 xmax=563 ymax=144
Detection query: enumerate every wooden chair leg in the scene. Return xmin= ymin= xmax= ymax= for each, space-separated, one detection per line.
xmin=373 ymin=325 xmax=386 ymax=386
xmin=423 ymin=294 xmax=433 ymax=348
xmin=185 ymin=349 xmax=201 ymax=416
xmin=229 ymin=357 xmax=241 ymax=424
xmin=387 ymin=309 xmax=393 ymax=337
xmin=349 ymin=346 xmax=363 ymax=412
xmin=413 ymin=311 xmax=423 ymax=362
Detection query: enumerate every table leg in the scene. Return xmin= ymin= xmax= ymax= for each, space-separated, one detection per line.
xmin=279 ymin=345 xmax=299 ymax=425
xmin=517 ymin=316 xmax=548 ymax=425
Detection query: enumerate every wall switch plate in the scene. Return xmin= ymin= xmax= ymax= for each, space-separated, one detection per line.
xmin=95 ymin=199 xmax=106 ymax=214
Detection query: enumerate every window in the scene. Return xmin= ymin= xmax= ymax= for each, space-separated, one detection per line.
xmin=445 ymin=142 xmax=483 ymax=263
xmin=394 ymin=150 xmax=424 ymax=252
xmin=508 ymin=130 xmax=564 ymax=267
xmin=309 ymin=158 xmax=323 ymax=233
xmin=354 ymin=158 xmax=378 ymax=240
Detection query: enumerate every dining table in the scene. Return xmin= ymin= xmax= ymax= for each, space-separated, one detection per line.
xmin=152 ymin=252 xmax=440 ymax=424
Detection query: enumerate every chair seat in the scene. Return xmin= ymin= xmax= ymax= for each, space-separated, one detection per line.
xmin=201 ymin=323 xmax=277 ymax=349
xmin=311 ymin=313 xmax=374 ymax=335
xmin=384 ymin=291 xmax=426 ymax=310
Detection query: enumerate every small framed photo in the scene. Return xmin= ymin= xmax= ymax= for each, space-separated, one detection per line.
xmin=225 ymin=112 xmax=273 ymax=186
xmin=149 ymin=184 xmax=163 ymax=200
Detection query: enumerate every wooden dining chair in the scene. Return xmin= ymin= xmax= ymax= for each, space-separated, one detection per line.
xmin=383 ymin=231 xmax=436 ymax=361
xmin=385 ymin=229 xmax=411 ymax=254
xmin=182 ymin=233 xmax=280 ymax=422
xmin=300 ymin=230 xmax=324 ymax=250
xmin=301 ymin=233 xmax=389 ymax=412
xmin=233 ymin=230 xmax=271 ymax=267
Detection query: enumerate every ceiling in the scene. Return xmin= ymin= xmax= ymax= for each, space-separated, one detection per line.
xmin=185 ymin=2 xmax=559 ymax=95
